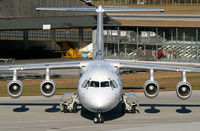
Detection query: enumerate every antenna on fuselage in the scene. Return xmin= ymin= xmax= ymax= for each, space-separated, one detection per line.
xmin=36 ymin=5 xmax=164 ymax=60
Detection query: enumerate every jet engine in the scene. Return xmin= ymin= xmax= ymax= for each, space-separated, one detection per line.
xmin=7 ymin=80 xmax=23 ymax=98
xmin=40 ymin=79 xmax=56 ymax=97
xmin=176 ymin=81 xmax=192 ymax=99
xmin=144 ymin=80 xmax=160 ymax=98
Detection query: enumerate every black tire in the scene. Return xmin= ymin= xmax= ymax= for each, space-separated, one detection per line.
xmin=99 ymin=116 xmax=104 ymax=123
xmin=94 ymin=117 xmax=98 ymax=123
xmin=122 ymin=102 xmax=126 ymax=114
xmin=73 ymin=102 xmax=77 ymax=113
xmin=131 ymin=105 xmax=136 ymax=113
xmin=63 ymin=105 xmax=68 ymax=113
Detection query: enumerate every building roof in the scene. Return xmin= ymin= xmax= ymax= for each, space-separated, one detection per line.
xmin=0 ymin=0 xmax=120 ymax=30
xmin=0 ymin=0 xmax=95 ymax=18
xmin=0 ymin=16 xmax=119 ymax=30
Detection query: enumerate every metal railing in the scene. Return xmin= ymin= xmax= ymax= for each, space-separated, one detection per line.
xmin=104 ymin=28 xmax=200 ymax=62
xmin=0 ymin=28 xmax=93 ymax=42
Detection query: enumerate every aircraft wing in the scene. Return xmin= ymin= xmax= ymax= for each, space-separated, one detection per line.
xmin=0 ymin=61 xmax=81 ymax=71
xmin=118 ymin=61 xmax=200 ymax=72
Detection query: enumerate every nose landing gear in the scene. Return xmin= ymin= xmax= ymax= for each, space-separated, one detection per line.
xmin=94 ymin=113 xmax=104 ymax=123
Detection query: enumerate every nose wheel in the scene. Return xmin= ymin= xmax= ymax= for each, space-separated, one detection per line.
xmin=94 ymin=113 xmax=104 ymax=123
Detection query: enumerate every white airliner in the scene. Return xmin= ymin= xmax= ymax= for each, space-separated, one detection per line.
xmin=0 ymin=5 xmax=200 ymax=123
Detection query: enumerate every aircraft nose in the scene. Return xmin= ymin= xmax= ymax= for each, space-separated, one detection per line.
xmin=95 ymin=97 xmax=110 ymax=108
xmin=88 ymin=89 xmax=117 ymax=112
xmin=94 ymin=96 xmax=112 ymax=110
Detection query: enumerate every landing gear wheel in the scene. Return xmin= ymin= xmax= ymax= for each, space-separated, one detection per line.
xmin=99 ymin=117 xmax=104 ymax=123
xmin=72 ymin=102 xmax=77 ymax=113
xmin=131 ymin=105 xmax=136 ymax=113
xmin=93 ymin=113 xmax=104 ymax=123
xmin=122 ymin=102 xmax=126 ymax=114
xmin=63 ymin=105 xmax=68 ymax=113
xmin=94 ymin=117 xmax=98 ymax=123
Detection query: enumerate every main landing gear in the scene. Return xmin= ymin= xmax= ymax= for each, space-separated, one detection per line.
xmin=93 ymin=113 xmax=104 ymax=123
xmin=60 ymin=93 xmax=79 ymax=113
xmin=122 ymin=93 xmax=139 ymax=113
xmin=63 ymin=102 xmax=77 ymax=113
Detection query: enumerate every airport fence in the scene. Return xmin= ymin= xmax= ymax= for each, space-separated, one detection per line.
xmin=0 ymin=28 xmax=92 ymax=42
xmin=103 ymin=26 xmax=200 ymax=63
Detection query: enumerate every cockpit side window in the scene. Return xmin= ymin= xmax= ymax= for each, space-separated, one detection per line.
xmin=110 ymin=80 xmax=118 ymax=88
xmin=113 ymin=80 xmax=118 ymax=88
xmin=82 ymin=80 xmax=90 ymax=88
xmin=85 ymin=81 xmax=90 ymax=88
xmin=101 ymin=81 xmax=109 ymax=87
xmin=90 ymin=81 xmax=99 ymax=88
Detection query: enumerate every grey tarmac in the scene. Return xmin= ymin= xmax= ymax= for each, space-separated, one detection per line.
xmin=0 ymin=91 xmax=200 ymax=131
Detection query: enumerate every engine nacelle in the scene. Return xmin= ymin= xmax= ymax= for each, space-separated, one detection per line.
xmin=144 ymin=80 xmax=160 ymax=98
xmin=176 ymin=81 xmax=192 ymax=99
xmin=7 ymin=80 xmax=23 ymax=98
xmin=40 ymin=79 xmax=56 ymax=97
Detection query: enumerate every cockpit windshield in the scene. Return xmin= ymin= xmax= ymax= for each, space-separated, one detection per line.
xmin=90 ymin=81 xmax=99 ymax=87
xmin=101 ymin=81 xmax=110 ymax=87
xmin=82 ymin=79 xmax=117 ymax=88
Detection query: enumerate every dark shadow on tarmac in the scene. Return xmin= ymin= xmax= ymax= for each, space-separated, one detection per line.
xmin=13 ymin=105 xmax=29 ymax=112
xmin=176 ymin=106 xmax=192 ymax=113
xmin=140 ymin=104 xmax=195 ymax=114
xmin=81 ymin=102 xmax=125 ymax=122
xmin=144 ymin=105 xmax=160 ymax=113
xmin=0 ymin=103 xmax=197 ymax=115
xmin=0 ymin=103 xmax=59 ymax=113
xmin=45 ymin=105 xmax=61 ymax=113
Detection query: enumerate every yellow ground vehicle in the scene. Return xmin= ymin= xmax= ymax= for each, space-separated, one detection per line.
xmin=62 ymin=42 xmax=82 ymax=59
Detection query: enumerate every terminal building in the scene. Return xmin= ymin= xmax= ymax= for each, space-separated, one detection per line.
xmin=0 ymin=0 xmax=200 ymax=63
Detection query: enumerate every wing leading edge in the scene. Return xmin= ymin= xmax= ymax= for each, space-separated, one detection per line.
xmin=0 ymin=61 xmax=81 ymax=71
xmin=115 ymin=60 xmax=199 ymax=100
xmin=118 ymin=61 xmax=200 ymax=72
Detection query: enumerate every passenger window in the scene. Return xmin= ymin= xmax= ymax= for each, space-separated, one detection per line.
xmin=101 ymin=81 xmax=109 ymax=87
xmin=90 ymin=81 xmax=99 ymax=88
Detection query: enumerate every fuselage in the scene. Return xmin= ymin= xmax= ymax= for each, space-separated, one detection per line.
xmin=77 ymin=60 xmax=122 ymax=113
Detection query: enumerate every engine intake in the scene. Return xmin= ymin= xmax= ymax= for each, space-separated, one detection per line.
xmin=176 ymin=81 xmax=192 ymax=99
xmin=144 ymin=80 xmax=160 ymax=98
xmin=7 ymin=80 xmax=23 ymax=98
xmin=40 ymin=79 xmax=56 ymax=97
